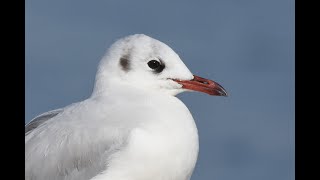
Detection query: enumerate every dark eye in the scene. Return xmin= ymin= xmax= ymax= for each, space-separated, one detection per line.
xmin=147 ymin=59 xmax=165 ymax=73
xmin=147 ymin=60 xmax=160 ymax=69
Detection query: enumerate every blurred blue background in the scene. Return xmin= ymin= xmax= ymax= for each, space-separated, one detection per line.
xmin=25 ymin=0 xmax=294 ymax=180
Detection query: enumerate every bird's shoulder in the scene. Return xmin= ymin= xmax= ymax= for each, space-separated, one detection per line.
xmin=25 ymin=99 xmax=132 ymax=180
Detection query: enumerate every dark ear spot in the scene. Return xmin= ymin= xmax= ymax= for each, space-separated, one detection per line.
xmin=119 ymin=56 xmax=130 ymax=72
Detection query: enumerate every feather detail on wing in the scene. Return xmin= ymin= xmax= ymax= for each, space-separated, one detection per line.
xmin=25 ymin=109 xmax=64 ymax=135
xmin=25 ymin=103 xmax=131 ymax=180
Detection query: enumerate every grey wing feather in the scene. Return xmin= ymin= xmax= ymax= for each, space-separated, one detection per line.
xmin=25 ymin=104 xmax=130 ymax=180
xmin=25 ymin=108 xmax=64 ymax=135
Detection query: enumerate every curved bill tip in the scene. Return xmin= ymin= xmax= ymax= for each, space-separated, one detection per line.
xmin=213 ymin=82 xmax=228 ymax=97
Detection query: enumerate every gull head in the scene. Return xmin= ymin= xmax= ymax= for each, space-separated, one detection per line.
xmin=92 ymin=34 xmax=227 ymax=97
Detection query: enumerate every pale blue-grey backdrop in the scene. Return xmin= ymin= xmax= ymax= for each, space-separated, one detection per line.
xmin=25 ymin=0 xmax=294 ymax=179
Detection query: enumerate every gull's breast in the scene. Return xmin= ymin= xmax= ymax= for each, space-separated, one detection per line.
xmin=93 ymin=95 xmax=199 ymax=180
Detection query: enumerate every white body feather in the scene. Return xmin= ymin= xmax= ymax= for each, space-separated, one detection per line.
xmin=26 ymin=34 xmax=200 ymax=180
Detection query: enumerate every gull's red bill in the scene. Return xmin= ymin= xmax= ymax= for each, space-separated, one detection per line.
xmin=173 ymin=75 xmax=228 ymax=96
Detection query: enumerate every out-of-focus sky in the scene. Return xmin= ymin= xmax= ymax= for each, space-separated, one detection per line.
xmin=25 ymin=0 xmax=294 ymax=179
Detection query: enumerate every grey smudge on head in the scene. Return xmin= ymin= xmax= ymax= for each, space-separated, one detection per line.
xmin=119 ymin=55 xmax=130 ymax=72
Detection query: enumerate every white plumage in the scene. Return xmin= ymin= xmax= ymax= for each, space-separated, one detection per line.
xmin=25 ymin=34 xmax=226 ymax=180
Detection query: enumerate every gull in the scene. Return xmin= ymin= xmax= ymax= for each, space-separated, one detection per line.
xmin=25 ymin=34 xmax=227 ymax=180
